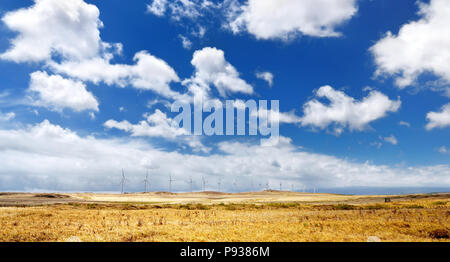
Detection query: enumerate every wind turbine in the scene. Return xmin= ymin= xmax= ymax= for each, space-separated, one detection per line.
xmin=217 ymin=178 xmax=221 ymax=192
xmin=143 ymin=169 xmax=149 ymax=193
xmin=202 ymin=176 xmax=207 ymax=192
xmin=169 ymin=175 xmax=176 ymax=192
xmin=185 ymin=176 xmax=193 ymax=192
xmin=120 ymin=168 xmax=126 ymax=194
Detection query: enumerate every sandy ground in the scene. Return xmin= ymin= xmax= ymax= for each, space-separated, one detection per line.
xmin=1 ymin=191 xmax=448 ymax=206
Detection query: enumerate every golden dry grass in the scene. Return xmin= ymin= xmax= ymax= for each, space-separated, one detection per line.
xmin=0 ymin=197 xmax=448 ymax=242
xmin=68 ymin=191 xmax=369 ymax=204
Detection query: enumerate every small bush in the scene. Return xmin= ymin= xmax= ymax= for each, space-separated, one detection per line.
xmin=429 ymin=229 xmax=449 ymax=239
xmin=87 ymin=204 xmax=99 ymax=209
xmin=194 ymin=204 xmax=210 ymax=210
xmin=267 ymin=203 xmax=301 ymax=209
xmin=175 ymin=204 xmax=210 ymax=210
xmin=405 ymin=204 xmax=424 ymax=209
xmin=224 ymin=205 xmax=238 ymax=211
xmin=365 ymin=204 xmax=386 ymax=210
xmin=333 ymin=204 xmax=356 ymax=210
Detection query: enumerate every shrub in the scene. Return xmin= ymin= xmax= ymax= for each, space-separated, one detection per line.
xmin=333 ymin=204 xmax=356 ymax=210
xmin=429 ymin=229 xmax=449 ymax=239
xmin=365 ymin=204 xmax=386 ymax=210
xmin=405 ymin=204 xmax=424 ymax=209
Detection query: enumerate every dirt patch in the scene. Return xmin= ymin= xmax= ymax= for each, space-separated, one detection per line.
xmin=0 ymin=193 xmax=79 ymax=207
xmin=0 ymin=193 xmax=19 ymax=196
xmin=199 ymin=191 xmax=226 ymax=195
xmin=152 ymin=192 xmax=177 ymax=195
xmin=34 ymin=194 xmax=70 ymax=199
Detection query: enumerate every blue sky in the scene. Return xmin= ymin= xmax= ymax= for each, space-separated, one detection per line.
xmin=0 ymin=0 xmax=449 ymax=193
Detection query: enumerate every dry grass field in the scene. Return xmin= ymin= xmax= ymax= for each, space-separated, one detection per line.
xmin=0 ymin=191 xmax=448 ymax=242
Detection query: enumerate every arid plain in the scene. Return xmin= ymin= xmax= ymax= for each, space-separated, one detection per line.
xmin=0 ymin=191 xmax=448 ymax=242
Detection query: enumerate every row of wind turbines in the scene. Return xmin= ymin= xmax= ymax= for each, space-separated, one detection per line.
xmin=119 ymin=169 xmax=318 ymax=194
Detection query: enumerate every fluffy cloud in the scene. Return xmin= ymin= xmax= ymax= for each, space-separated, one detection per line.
xmin=438 ymin=146 xmax=449 ymax=154
xmin=426 ymin=103 xmax=450 ymax=130
xmin=256 ymin=71 xmax=274 ymax=87
xmin=185 ymin=47 xmax=253 ymax=98
xmin=29 ymin=71 xmax=99 ymax=112
xmin=371 ymin=135 xmax=398 ymax=148
xmin=179 ymin=35 xmax=193 ymax=49
xmin=147 ymin=0 xmax=217 ymax=21
xmin=146 ymin=0 xmax=218 ymax=42
xmin=2 ymin=0 xmax=182 ymax=100
xmin=382 ymin=135 xmax=398 ymax=145
xmin=49 ymin=51 xmax=181 ymax=98
xmin=104 ymin=109 xmax=189 ymax=139
xmin=399 ymin=121 xmax=411 ymax=128
xmin=0 ymin=112 xmax=15 ymax=121
xmin=229 ymin=99 xmax=301 ymax=126
xmin=228 ymin=0 xmax=358 ymax=40
xmin=251 ymin=108 xmax=301 ymax=125
xmin=147 ymin=0 xmax=168 ymax=16
xmin=0 ymin=0 xmax=102 ymax=63
xmin=300 ymin=85 xmax=401 ymax=134
xmin=370 ymin=0 xmax=450 ymax=88
xmin=0 ymin=120 xmax=449 ymax=192
xmin=104 ymin=109 xmax=211 ymax=152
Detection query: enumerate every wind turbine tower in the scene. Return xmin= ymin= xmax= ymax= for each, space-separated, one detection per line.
xmin=188 ymin=176 xmax=193 ymax=192
xmin=120 ymin=168 xmax=126 ymax=194
xmin=202 ymin=176 xmax=207 ymax=192
xmin=169 ymin=175 xmax=176 ymax=193
xmin=144 ymin=169 xmax=149 ymax=193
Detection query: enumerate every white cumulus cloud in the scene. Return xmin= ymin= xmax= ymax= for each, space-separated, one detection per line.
xmin=105 ymin=110 xmax=211 ymax=153
xmin=49 ymin=51 xmax=181 ymax=99
xmin=0 ymin=0 xmax=103 ymax=63
xmin=256 ymin=71 xmax=274 ymax=87
xmin=104 ymin=109 xmax=189 ymax=139
xmin=370 ymin=0 xmax=450 ymax=88
xmin=426 ymin=103 xmax=450 ymax=130
xmin=184 ymin=47 xmax=253 ymax=98
xmin=228 ymin=0 xmax=358 ymax=40
xmin=29 ymin=71 xmax=99 ymax=112
xmin=1 ymin=0 xmax=182 ymax=100
xmin=300 ymin=85 xmax=401 ymax=134
xmin=147 ymin=0 xmax=168 ymax=16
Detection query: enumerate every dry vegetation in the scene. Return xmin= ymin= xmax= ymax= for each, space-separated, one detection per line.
xmin=0 ymin=192 xmax=448 ymax=242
